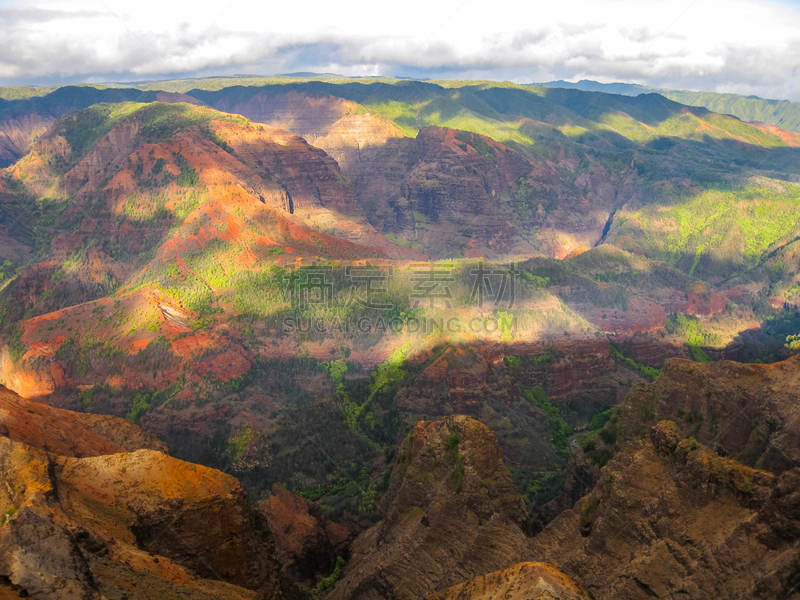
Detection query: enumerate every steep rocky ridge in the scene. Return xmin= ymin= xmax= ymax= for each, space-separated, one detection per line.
xmin=0 ymin=114 xmax=54 ymax=168
xmin=327 ymin=416 xmax=529 ymax=600
xmin=184 ymin=90 xmax=405 ymax=171
xmin=2 ymin=80 xmax=800 ymax=557
xmin=0 ymin=86 xmax=158 ymax=167
xmin=529 ymin=421 xmax=800 ymax=600
xmin=349 ymin=125 xmax=617 ymax=260
xmin=616 ymin=355 xmax=800 ymax=474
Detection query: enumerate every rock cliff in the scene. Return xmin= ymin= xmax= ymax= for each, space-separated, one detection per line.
xmin=259 ymin=483 xmax=353 ymax=585
xmin=0 ymin=398 xmax=303 ymax=600
xmin=616 ymin=355 xmax=800 ymax=473
xmin=327 ymin=415 xmax=529 ymax=600
xmin=0 ymin=384 xmax=167 ymax=457
xmin=529 ymin=421 xmax=800 ymax=599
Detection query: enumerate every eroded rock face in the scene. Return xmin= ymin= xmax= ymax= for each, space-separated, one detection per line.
xmin=349 ymin=125 xmax=618 ymax=260
xmin=615 ymin=355 xmax=800 ymax=473
xmin=191 ymin=91 xmax=405 ymax=172
xmin=0 ymin=425 xmax=301 ymax=599
xmin=425 ymin=562 xmax=591 ymax=600
xmin=0 ymin=384 xmax=167 ymax=457
xmin=0 ymin=114 xmax=55 ymax=167
xmin=529 ymin=421 xmax=800 ymax=600
xmin=258 ymin=484 xmax=353 ymax=585
xmin=328 ymin=415 xmax=529 ymax=600
xmin=349 ymin=126 xmax=538 ymax=260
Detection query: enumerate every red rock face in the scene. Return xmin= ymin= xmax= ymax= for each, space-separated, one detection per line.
xmin=0 ymin=435 xmax=296 ymax=600
xmin=349 ymin=126 xmax=537 ymax=259
xmin=0 ymin=385 xmax=167 ymax=456
xmin=417 ymin=346 xmax=490 ymax=390
xmin=615 ymin=336 xmax=687 ymax=366
xmin=542 ymin=339 xmax=621 ymax=404
xmin=258 ymin=484 xmax=353 ymax=584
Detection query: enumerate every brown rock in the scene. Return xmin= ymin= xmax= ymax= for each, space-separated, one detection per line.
xmin=0 ymin=435 xmax=302 ymax=600
xmin=425 ymin=562 xmax=591 ymax=600
xmin=529 ymin=423 xmax=800 ymax=600
xmin=0 ymin=384 xmax=167 ymax=457
xmin=0 ymin=114 xmax=55 ymax=167
xmin=328 ymin=415 xmax=529 ymax=600
xmin=615 ymin=355 xmax=800 ymax=473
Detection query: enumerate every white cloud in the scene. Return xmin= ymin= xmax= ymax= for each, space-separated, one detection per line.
xmin=0 ymin=0 xmax=798 ymax=100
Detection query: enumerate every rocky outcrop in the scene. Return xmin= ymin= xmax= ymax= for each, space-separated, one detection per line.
xmin=310 ymin=113 xmax=405 ymax=172
xmin=0 ymin=423 xmax=302 ymax=599
xmin=327 ymin=416 xmax=529 ymax=600
xmin=348 ymin=125 xmax=619 ymax=259
xmin=426 ymin=562 xmax=591 ymax=600
xmin=0 ymin=384 xmax=167 ymax=457
xmin=194 ymin=91 xmax=405 ymax=172
xmin=529 ymin=421 xmax=800 ymax=600
xmin=349 ymin=126 xmax=539 ymax=259
xmin=615 ymin=355 xmax=800 ymax=473
xmin=534 ymin=446 xmax=603 ymax=532
xmin=0 ymin=114 xmax=54 ymax=167
xmin=258 ymin=484 xmax=353 ymax=585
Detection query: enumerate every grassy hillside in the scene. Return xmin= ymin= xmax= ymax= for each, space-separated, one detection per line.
xmin=542 ymin=79 xmax=800 ymax=133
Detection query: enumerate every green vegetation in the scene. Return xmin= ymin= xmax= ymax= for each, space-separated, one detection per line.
xmin=689 ymin=345 xmax=714 ymax=364
xmin=588 ymin=408 xmax=615 ymax=431
xmin=5 ymin=77 xmax=800 ymax=537
xmin=316 ymin=557 xmax=346 ymax=593
xmin=124 ymin=378 xmax=184 ymax=424
xmin=578 ymin=434 xmax=614 ymax=468
xmin=666 ymin=314 xmax=717 ymax=362
xmin=521 ymin=385 xmax=572 ymax=458
xmin=174 ymin=153 xmax=199 ymax=187
xmin=1 ymin=506 xmax=17 ymax=525
xmin=227 ymin=424 xmax=256 ymax=461
xmin=614 ymin=181 xmax=800 ymax=279
xmin=503 ymin=354 xmax=523 ymax=378
xmin=324 ymin=359 xmax=360 ymax=431
xmin=514 ymin=470 xmax=566 ymax=509
xmin=609 ymin=344 xmax=661 ymax=380
xmin=660 ymin=90 xmax=800 ymax=133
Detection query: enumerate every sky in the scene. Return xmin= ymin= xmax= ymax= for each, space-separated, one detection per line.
xmin=1 ymin=0 xmax=799 ymax=100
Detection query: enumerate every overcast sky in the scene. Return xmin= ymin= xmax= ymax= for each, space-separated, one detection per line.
xmin=1 ymin=0 xmax=799 ymax=100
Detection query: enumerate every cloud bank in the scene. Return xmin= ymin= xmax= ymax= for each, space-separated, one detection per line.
xmin=1 ymin=0 xmax=799 ymax=100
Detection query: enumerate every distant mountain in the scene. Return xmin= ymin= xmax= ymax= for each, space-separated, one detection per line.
xmin=539 ymin=79 xmax=651 ymax=96
xmin=540 ymin=79 xmax=800 ymax=132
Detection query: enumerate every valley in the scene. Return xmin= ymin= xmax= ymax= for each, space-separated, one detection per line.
xmin=0 ymin=76 xmax=799 ymax=599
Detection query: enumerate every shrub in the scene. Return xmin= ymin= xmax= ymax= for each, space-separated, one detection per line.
xmin=316 ymin=557 xmax=346 ymax=593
